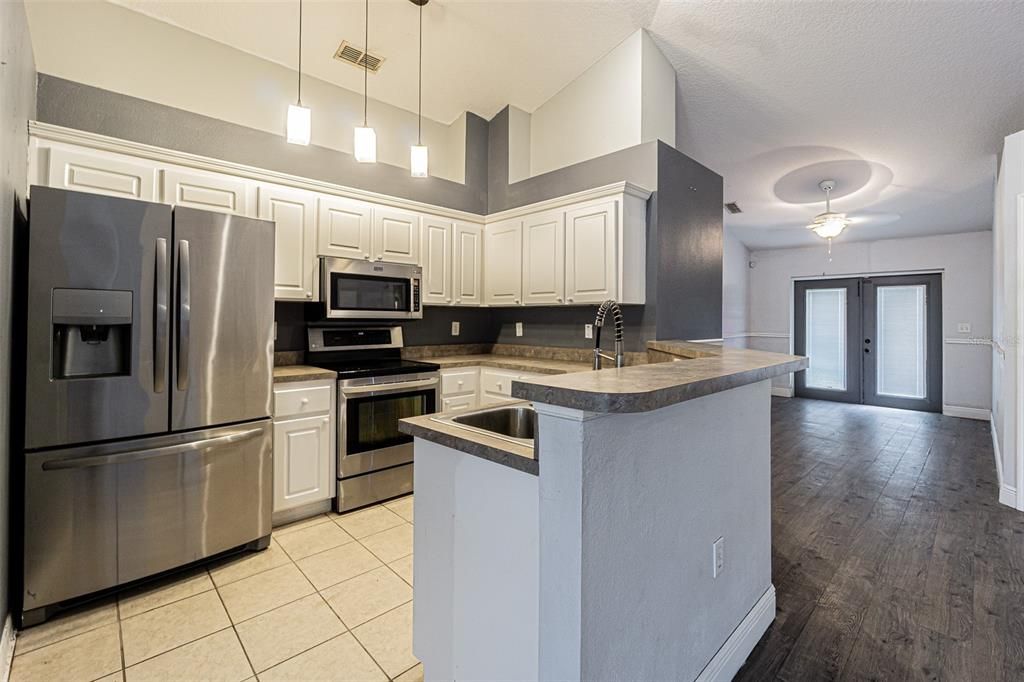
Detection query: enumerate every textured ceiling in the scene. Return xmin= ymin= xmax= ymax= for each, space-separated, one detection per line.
xmin=57 ymin=1 xmax=1024 ymax=248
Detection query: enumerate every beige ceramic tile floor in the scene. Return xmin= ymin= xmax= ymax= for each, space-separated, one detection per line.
xmin=9 ymin=495 xmax=421 ymax=682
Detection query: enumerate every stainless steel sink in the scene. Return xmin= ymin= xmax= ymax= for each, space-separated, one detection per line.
xmin=433 ymin=403 xmax=537 ymax=446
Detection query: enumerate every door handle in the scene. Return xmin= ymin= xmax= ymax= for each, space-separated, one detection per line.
xmin=177 ymin=239 xmax=191 ymax=391
xmin=154 ymin=237 xmax=169 ymax=393
xmin=41 ymin=428 xmax=263 ymax=470
xmin=340 ymin=377 xmax=439 ymax=397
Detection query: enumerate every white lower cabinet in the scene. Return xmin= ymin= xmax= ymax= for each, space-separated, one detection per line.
xmin=273 ymin=379 xmax=336 ymax=514
xmin=442 ymin=367 xmax=545 ymax=409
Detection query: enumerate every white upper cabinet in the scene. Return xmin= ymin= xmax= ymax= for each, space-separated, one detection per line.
xmin=565 ymin=200 xmax=618 ymax=304
xmin=259 ymin=184 xmax=318 ymax=301
xmin=317 ymin=195 xmax=372 ymax=260
xmin=373 ymin=206 xmax=421 ymax=265
xmin=522 ymin=210 xmax=565 ymax=305
xmin=46 ymin=147 xmax=156 ymax=201
xmin=452 ymin=222 xmax=483 ymax=306
xmin=422 ymin=217 xmax=453 ymax=305
xmin=161 ymin=168 xmax=252 ymax=216
xmin=484 ymin=219 xmax=523 ymax=306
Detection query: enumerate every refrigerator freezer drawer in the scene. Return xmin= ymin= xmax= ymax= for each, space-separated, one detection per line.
xmin=23 ymin=421 xmax=273 ymax=619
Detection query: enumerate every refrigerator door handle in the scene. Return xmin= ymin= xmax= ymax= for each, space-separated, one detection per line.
xmin=177 ymin=239 xmax=191 ymax=391
xmin=154 ymin=237 xmax=169 ymax=393
xmin=40 ymin=427 xmax=263 ymax=471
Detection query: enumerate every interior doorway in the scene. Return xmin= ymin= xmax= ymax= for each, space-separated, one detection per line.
xmin=793 ymin=274 xmax=942 ymax=412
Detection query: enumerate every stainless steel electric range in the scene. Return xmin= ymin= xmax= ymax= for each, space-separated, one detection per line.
xmin=306 ymin=326 xmax=439 ymax=512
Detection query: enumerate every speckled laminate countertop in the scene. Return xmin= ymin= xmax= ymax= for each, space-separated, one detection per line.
xmin=510 ymin=343 xmax=807 ymax=413
xmin=272 ymin=365 xmax=337 ymax=383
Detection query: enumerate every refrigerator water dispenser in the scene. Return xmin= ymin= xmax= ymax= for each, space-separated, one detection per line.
xmin=51 ymin=288 xmax=133 ymax=378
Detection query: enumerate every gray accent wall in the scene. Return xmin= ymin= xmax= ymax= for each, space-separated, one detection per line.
xmin=1 ymin=0 xmax=36 ymax=635
xmin=36 ymin=75 xmax=490 ymax=215
xmin=653 ymin=143 xmax=724 ymax=340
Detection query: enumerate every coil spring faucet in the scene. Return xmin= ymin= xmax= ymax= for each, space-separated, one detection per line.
xmin=593 ymin=299 xmax=625 ymax=370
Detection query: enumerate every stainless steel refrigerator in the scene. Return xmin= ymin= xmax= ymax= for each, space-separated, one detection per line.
xmin=19 ymin=187 xmax=275 ymax=626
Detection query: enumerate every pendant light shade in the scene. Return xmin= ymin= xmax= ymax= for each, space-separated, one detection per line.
xmin=355 ymin=0 xmax=376 ymax=163
xmin=410 ymin=0 xmax=428 ymax=177
xmin=806 ymin=180 xmax=850 ymax=239
xmin=354 ymin=127 xmax=378 ymax=163
xmin=286 ymin=0 xmax=310 ymax=145
xmin=287 ymin=104 xmax=311 ymax=145
xmin=410 ymin=145 xmax=428 ymax=177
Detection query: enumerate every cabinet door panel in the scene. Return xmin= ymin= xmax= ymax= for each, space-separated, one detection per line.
xmin=161 ymin=168 xmax=250 ymax=215
xmin=273 ymin=415 xmax=332 ymax=512
xmin=259 ymin=184 xmax=317 ymax=300
xmin=422 ymin=217 xmax=453 ymax=305
xmin=453 ymin=223 xmax=483 ymax=306
xmin=373 ymin=207 xmax=420 ymax=265
xmin=318 ymin=195 xmax=372 ymax=260
xmin=522 ymin=210 xmax=565 ymax=305
xmin=484 ymin=220 xmax=523 ymax=305
xmin=565 ymin=201 xmax=617 ymax=304
xmin=47 ymin=147 xmax=156 ymax=200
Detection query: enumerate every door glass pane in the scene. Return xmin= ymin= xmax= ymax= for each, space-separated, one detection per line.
xmin=805 ymin=288 xmax=847 ymax=391
xmin=876 ymin=285 xmax=927 ymax=399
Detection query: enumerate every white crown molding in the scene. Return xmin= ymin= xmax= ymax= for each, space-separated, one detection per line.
xmin=29 ymin=121 xmax=489 ymax=223
xmin=484 ymin=181 xmax=653 ymax=223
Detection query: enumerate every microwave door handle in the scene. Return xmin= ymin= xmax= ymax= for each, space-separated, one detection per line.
xmin=154 ymin=237 xmax=169 ymax=393
xmin=341 ymin=377 xmax=439 ymax=397
xmin=177 ymin=239 xmax=191 ymax=391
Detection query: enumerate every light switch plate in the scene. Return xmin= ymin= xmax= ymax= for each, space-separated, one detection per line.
xmin=957 ymin=322 xmax=971 ymax=333
xmin=585 ymin=324 xmax=593 ymax=339
xmin=713 ymin=537 xmax=725 ymax=578
xmin=515 ymin=322 xmax=524 ymax=337
xmin=451 ymin=321 xmax=461 ymax=336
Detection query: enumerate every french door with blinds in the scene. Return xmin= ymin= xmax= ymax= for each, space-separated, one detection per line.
xmin=793 ymin=274 xmax=942 ymax=412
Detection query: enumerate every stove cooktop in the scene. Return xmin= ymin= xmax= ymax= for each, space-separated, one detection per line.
xmin=308 ymin=358 xmax=440 ymax=380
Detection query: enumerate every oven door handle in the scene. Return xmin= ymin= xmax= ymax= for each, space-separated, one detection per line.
xmin=340 ymin=377 xmax=439 ymax=397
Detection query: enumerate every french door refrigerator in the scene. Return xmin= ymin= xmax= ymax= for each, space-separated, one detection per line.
xmin=18 ymin=187 xmax=275 ymax=626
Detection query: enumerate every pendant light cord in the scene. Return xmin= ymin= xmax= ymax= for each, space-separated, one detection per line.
xmin=363 ymin=0 xmax=369 ymax=126
xmin=296 ymin=0 xmax=303 ymax=104
xmin=417 ymin=2 xmax=423 ymax=144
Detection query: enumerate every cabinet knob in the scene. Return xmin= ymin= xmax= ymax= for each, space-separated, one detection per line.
xmin=446 ymin=297 xmax=451 ymax=303
xmin=364 ymin=254 xmax=370 ymax=260
xmin=306 ymin=291 xmax=312 ymax=298
xmin=557 ymin=296 xmax=563 ymax=302
xmin=323 ymin=417 xmax=329 ymax=424
xmin=567 ymin=297 xmax=574 ymax=302
xmin=456 ymin=299 xmax=461 ymax=303
xmin=497 ymin=382 xmax=503 ymax=389
xmin=514 ymin=298 xmax=520 ymax=304
xmin=457 ymin=380 xmax=464 ymax=387
xmin=376 ymin=256 xmax=383 ymax=262
xmin=301 ymin=398 xmax=309 ymax=404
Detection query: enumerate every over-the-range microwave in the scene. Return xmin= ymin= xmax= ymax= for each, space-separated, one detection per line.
xmin=320 ymin=257 xmax=423 ymax=320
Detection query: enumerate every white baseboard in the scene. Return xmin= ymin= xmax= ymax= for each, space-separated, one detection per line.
xmin=942 ymin=405 xmax=991 ymax=421
xmin=770 ymin=387 xmax=794 ymax=398
xmin=1 ymin=615 xmax=15 ymax=682
xmin=696 ymin=585 xmax=776 ymax=682
xmin=990 ymin=419 xmax=1018 ymax=509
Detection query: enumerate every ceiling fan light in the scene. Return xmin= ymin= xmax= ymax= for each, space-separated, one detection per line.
xmin=812 ymin=219 xmax=847 ymax=239
xmin=354 ymin=126 xmax=377 ymax=163
xmin=286 ymin=104 xmax=311 ymax=146
xmin=410 ymin=145 xmax=428 ymax=178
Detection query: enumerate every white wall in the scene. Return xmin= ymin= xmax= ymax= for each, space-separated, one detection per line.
xmin=722 ymin=226 xmax=750 ymax=348
xmin=527 ymin=30 xmax=674 ymax=178
xmin=992 ymin=130 xmax=1024 ymax=505
xmin=25 ymin=0 xmax=467 ymax=183
xmin=748 ymin=231 xmax=993 ymax=413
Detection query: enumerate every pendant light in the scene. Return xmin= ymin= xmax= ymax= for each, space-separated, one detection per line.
xmin=286 ymin=0 xmax=311 ymax=145
xmin=354 ymin=0 xmax=377 ymax=162
xmin=409 ymin=0 xmax=429 ymax=177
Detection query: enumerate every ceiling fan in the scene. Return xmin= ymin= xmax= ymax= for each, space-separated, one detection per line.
xmin=806 ymin=179 xmax=850 ymax=239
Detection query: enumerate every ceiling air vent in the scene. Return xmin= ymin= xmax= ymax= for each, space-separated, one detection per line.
xmin=724 ymin=202 xmax=742 ymax=214
xmin=334 ymin=41 xmax=385 ymax=73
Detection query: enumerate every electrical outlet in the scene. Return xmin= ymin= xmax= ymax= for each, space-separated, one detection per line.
xmin=451 ymin=321 xmax=461 ymax=336
xmin=957 ymin=322 xmax=971 ymax=333
xmin=515 ymin=322 xmax=524 ymax=337
xmin=584 ymin=324 xmax=593 ymax=339
xmin=713 ymin=537 xmax=725 ymax=578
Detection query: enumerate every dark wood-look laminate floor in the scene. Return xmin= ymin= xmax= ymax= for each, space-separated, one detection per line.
xmin=736 ymin=397 xmax=1021 ymax=682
